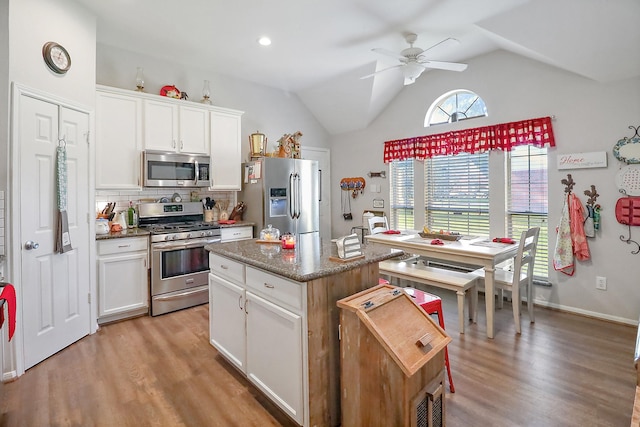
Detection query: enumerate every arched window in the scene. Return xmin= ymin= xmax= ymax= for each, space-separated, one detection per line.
xmin=425 ymin=89 xmax=487 ymax=127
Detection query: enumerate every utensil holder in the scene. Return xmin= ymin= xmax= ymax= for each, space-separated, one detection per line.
xmin=204 ymin=210 xmax=214 ymax=223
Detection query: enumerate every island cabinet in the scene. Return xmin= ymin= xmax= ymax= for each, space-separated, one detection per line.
xmin=209 ymin=253 xmax=304 ymax=425
xmin=207 ymin=237 xmax=398 ymax=427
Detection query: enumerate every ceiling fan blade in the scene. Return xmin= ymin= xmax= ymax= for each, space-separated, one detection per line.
xmin=420 ymin=60 xmax=468 ymax=72
xmin=371 ymin=47 xmax=405 ymax=61
xmin=422 ymin=37 xmax=461 ymax=54
xmin=360 ymin=64 xmax=403 ymax=79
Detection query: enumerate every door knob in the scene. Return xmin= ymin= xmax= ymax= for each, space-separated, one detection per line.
xmin=24 ymin=241 xmax=40 ymax=250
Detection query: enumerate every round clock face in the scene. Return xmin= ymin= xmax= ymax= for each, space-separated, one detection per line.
xmin=42 ymin=42 xmax=71 ymax=74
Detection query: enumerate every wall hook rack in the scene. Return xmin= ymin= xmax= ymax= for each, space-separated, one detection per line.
xmin=561 ymin=174 xmax=575 ymax=194
xmin=620 ymin=223 xmax=640 ymax=254
xmin=583 ymin=185 xmax=599 ymax=206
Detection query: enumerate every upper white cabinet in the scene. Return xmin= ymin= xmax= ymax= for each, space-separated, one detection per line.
xmin=210 ymin=109 xmax=243 ymax=190
xmin=143 ymin=99 xmax=209 ymax=155
xmin=95 ymin=85 xmax=243 ymax=190
xmin=95 ymin=87 xmax=143 ymax=189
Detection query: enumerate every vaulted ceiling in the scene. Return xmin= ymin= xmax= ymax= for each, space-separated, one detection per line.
xmin=74 ymin=0 xmax=640 ymax=135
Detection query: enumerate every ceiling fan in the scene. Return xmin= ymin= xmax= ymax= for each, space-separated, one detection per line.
xmin=361 ymin=33 xmax=468 ymax=85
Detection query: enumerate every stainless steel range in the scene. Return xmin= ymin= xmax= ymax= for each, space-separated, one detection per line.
xmin=138 ymin=202 xmax=221 ymax=316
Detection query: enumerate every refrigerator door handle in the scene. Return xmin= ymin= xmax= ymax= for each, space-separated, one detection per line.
xmin=294 ymin=173 xmax=301 ymax=219
xmin=318 ymin=169 xmax=322 ymax=202
xmin=289 ymin=173 xmax=296 ymax=219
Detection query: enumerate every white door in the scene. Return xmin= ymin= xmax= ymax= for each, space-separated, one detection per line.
xmin=18 ymin=94 xmax=91 ymax=370
xmin=302 ymin=147 xmax=331 ymax=240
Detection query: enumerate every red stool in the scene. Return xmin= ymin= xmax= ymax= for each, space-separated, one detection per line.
xmin=404 ymin=287 xmax=455 ymax=393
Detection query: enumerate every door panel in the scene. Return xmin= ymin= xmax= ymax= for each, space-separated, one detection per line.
xmin=19 ymin=94 xmax=90 ymax=370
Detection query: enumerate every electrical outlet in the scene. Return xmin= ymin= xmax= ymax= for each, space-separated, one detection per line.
xmin=596 ymin=276 xmax=607 ymax=290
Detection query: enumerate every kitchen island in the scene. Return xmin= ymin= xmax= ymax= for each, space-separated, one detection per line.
xmin=206 ymin=235 xmax=400 ymax=427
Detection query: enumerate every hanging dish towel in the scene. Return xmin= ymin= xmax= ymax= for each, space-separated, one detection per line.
xmin=553 ymin=195 xmax=574 ymax=276
xmin=569 ymin=193 xmax=590 ymax=261
xmin=55 ymin=141 xmax=73 ymax=253
xmin=0 ymin=283 xmax=17 ymax=341
xmin=584 ymin=205 xmax=595 ymax=238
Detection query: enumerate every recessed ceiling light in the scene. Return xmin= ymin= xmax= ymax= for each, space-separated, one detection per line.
xmin=257 ymin=36 xmax=272 ymax=46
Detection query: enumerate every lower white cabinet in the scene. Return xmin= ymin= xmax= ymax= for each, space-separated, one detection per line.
xmin=97 ymin=237 xmax=149 ymax=323
xmin=208 ymin=273 xmax=246 ymax=371
xmin=246 ymin=292 xmax=303 ymax=424
xmin=209 ymin=253 xmax=305 ymax=425
xmin=220 ymin=226 xmax=253 ymax=242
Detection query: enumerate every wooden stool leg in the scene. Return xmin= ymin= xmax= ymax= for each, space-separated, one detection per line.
xmin=434 ymin=304 xmax=455 ymax=393
xmin=456 ymin=290 xmax=465 ymax=334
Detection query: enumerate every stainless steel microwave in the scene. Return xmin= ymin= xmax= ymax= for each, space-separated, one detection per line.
xmin=143 ymin=151 xmax=211 ymax=188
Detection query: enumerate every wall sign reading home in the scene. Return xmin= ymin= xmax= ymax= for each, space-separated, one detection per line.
xmin=557 ymin=152 xmax=607 ymax=170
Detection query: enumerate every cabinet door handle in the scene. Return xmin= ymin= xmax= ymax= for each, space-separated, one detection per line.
xmin=172 ymin=140 xmax=176 ymax=148
xmin=264 ymin=283 xmax=275 ymax=289
xmin=220 ymin=265 xmax=228 ymax=270
xmin=118 ymin=244 xmax=131 ymax=248
xmin=180 ymin=140 xmax=184 ymax=150
xmin=238 ymin=295 xmax=243 ymax=310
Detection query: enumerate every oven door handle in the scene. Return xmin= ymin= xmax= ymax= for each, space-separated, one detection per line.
xmin=152 ymin=238 xmax=221 ymax=251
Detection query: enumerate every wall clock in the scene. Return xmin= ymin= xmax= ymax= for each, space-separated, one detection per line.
xmin=42 ymin=42 xmax=71 ymax=74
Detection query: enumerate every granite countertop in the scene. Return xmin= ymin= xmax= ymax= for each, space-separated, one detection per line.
xmin=95 ymin=221 xmax=254 ymax=240
xmin=206 ymin=234 xmax=401 ymax=282
xmin=95 ymin=228 xmax=150 ymax=240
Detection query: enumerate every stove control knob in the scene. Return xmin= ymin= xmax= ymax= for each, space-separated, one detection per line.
xmin=200 ymin=231 xmax=206 ymax=237
xmin=164 ymin=235 xmax=171 ymax=241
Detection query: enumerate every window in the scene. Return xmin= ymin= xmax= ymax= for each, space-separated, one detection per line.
xmin=507 ymin=145 xmax=549 ymax=281
xmin=425 ymin=89 xmax=487 ymax=127
xmin=424 ymin=152 xmax=490 ymax=236
xmin=389 ymin=159 xmax=414 ymax=230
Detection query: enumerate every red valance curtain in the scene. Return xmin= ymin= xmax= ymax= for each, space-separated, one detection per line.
xmin=383 ymin=116 xmax=555 ymax=163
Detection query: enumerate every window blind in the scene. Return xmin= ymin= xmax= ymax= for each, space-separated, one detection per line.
xmin=507 ymin=145 xmax=549 ymax=280
xmin=389 ymin=159 xmax=414 ymax=230
xmin=424 ymin=152 xmax=490 ymax=236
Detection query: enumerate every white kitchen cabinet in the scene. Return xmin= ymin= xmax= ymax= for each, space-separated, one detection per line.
xmin=208 ymin=273 xmax=246 ymax=371
xmin=208 ymin=254 xmax=306 ymax=425
xmin=246 ymin=291 xmax=304 ymax=425
xmin=220 ymin=226 xmax=253 ymax=242
xmin=97 ymin=237 xmax=149 ymax=324
xmin=210 ymin=109 xmax=243 ymax=190
xmin=143 ymin=99 xmax=209 ymax=155
xmin=95 ymin=87 xmax=143 ymax=189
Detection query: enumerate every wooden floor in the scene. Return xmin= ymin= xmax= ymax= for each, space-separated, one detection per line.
xmin=0 ymin=289 xmax=636 ymax=427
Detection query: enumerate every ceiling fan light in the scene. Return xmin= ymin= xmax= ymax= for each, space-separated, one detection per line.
xmin=402 ymin=63 xmax=425 ymax=84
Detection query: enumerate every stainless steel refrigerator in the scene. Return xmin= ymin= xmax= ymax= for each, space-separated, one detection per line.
xmin=241 ymin=157 xmax=320 ymax=236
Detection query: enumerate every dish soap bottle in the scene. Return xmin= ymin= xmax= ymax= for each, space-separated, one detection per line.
xmin=127 ymin=201 xmax=137 ymax=228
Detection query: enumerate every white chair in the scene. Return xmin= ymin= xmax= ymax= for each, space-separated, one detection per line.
xmin=367 ymin=215 xmax=389 ymax=234
xmin=471 ymin=227 xmax=540 ymax=334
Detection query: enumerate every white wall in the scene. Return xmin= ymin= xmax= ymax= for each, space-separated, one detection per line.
xmin=2 ymin=0 xmax=96 ymax=380
xmin=330 ymin=49 xmax=640 ymax=324
xmin=95 ymin=45 xmax=331 ymax=162
xmin=8 ymin=0 xmax=95 ymax=107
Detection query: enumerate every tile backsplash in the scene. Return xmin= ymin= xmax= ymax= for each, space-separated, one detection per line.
xmin=95 ymin=189 xmax=237 ymax=218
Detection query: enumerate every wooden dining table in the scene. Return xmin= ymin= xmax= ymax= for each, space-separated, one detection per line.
xmin=365 ymin=231 xmax=520 ymax=339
